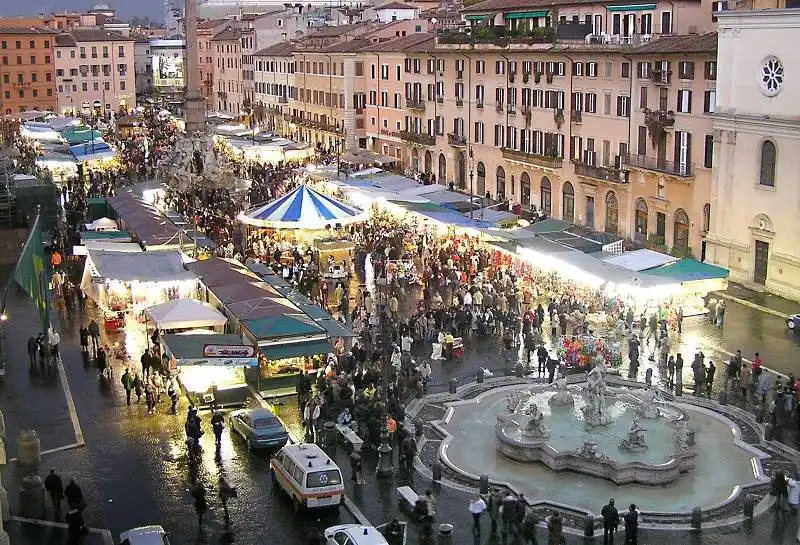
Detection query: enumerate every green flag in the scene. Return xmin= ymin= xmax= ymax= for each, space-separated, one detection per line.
xmin=13 ymin=213 xmax=48 ymax=329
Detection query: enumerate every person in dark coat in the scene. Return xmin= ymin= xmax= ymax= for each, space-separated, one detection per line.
xmin=601 ymin=498 xmax=620 ymax=545
xmin=64 ymin=478 xmax=84 ymax=511
xmin=624 ymin=504 xmax=639 ymax=545
xmin=66 ymin=506 xmax=87 ymax=544
xmin=27 ymin=336 xmax=38 ymax=370
xmin=44 ymin=468 xmax=64 ymax=516
xmin=192 ymin=481 xmax=207 ymax=528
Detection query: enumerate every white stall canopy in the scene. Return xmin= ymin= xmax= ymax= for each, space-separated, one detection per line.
xmin=146 ymin=298 xmax=228 ymax=330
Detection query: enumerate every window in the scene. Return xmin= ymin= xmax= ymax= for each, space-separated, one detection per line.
xmin=704 ymin=134 xmax=713 ymax=169
xmin=759 ymin=141 xmax=776 ymax=187
xmin=621 ymin=62 xmax=630 ymax=79
xmin=91 ymin=46 xmax=97 ymax=59
xmin=30 ymin=55 xmax=36 ymax=64
xmin=703 ymin=90 xmax=715 ymax=113
xmin=30 ymin=73 xmax=36 ymax=82
xmin=476 ymin=60 xmax=484 ymax=74
xmin=585 ymin=93 xmax=597 ymax=114
xmin=677 ymin=89 xmax=692 ymax=113
xmin=0 ymin=42 xmax=5 ymax=49
xmin=495 ymin=61 xmax=504 ymax=75
xmin=29 ymin=40 xmax=34 ymax=49
xmin=540 ymin=176 xmax=551 ymax=215
xmin=381 ymin=64 xmax=388 ymax=80
xmin=494 ymin=125 xmax=505 ymax=147
xmin=605 ymin=191 xmax=619 ymax=235
xmin=118 ymin=46 xmax=125 ymax=57
xmin=562 ymin=181 xmax=575 ymax=222
xmin=104 ymin=81 xmax=110 ymax=91
xmin=496 ymin=166 xmax=506 ymax=201
xmin=603 ymin=93 xmax=611 ymax=115
xmin=678 ymin=61 xmax=695 ymax=79
xmin=638 ymin=61 xmax=650 ymax=79
xmin=673 ymin=209 xmax=689 ymax=255
xmin=639 ymin=86 xmax=647 ymax=109
xmin=661 ymin=11 xmax=672 ymax=34
xmin=102 ymin=46 xmax=108 ymax=58
xmin=659 ymin=88 xmax=669 ymax=111
xmin=474 ymin=121 xmax=484 ymax=144
xmin=573 ymin=62 xmax=583 ymax=76
xmin=704 ymin=61 xmax=717 ymax=80
xmin=674 ymin=131 xmax=691 ymax=175
xmin=82 ymin=82 xmax=87 ymax=91
xmin=616 ymin=96 xmax=630 ymax=117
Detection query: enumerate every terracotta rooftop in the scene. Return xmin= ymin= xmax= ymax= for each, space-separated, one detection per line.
xmin=376 ymin=2 xmax=417 ymax=9
xmin=211 ymin=26 xmax=243 ymax=41
xmin=631 ymin=32 xmax=718 ymax=54
xmin=306 ymin=22 xmax=372 ymax=37
xmin=54 ymin=33 xmax=77 ymax=47
xmin=363 ymin=32 xmax=435 ymax=52
xmin=0 ymin=27 xmax=57 ymax=35
xmin=462 ymin=0 xmax=591 ymax=13
xmin=254 ymin=41 xmax=296 ymax=56
xmin=63 ymin=28 xmax=133 ymax=42
xmin=197 ymin=19 xmax=227 ymax=30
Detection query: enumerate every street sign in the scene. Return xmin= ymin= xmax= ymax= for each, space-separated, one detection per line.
xmin=203 ymin=344 xmax=256 ymax=358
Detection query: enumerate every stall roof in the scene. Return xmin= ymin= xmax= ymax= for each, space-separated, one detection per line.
xmin=80 ymin=230 xmax=131 ymax=241
xmin=225 ymin=296 xmax=299 ymax=321
xmin=602 ymin=249 xmax=679 ymax=272
xmin=108 ymin=192 xmax=181 ymax=246
xmin=260 ymin=339 xmax=333 ymax=359
xmin=188 ymin=257 xmax=261 ymax=287
xmin=146 ymin=299 xmax=228 ymax=330
xmin=87 ymin=249 xmax=196 ymax=283
xmin=209 ymin=282 xmax=281 ymax=305
xmin=642 ymin=259 xmax=729 ymax=282
xmin=244 ymin=314 xmax=326 ymax=339
xmin=163 ymin=333 xmax=245 ymax=360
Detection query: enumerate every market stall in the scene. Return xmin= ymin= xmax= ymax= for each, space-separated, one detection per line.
xmin=80 ymin=249 xmax=197 ymax=329
xmin=314 ymin=239 xmax=353 ymax=279
xmin=145 ymin=298 xmax=228 ymax=334
xmin=163 ymin=333 xmax=257 ymax=407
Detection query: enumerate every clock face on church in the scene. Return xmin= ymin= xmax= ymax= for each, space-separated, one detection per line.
xmin=759 ymin=56 xmax=784 ymax=97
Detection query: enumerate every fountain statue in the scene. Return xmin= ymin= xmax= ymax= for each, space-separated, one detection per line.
xmin=619 ymin=418 xmax=648 ymax=451
xmin=506 ymin=390 xmax=527 ymax=413
xmin=574 ymin=437 xmax=610 ymax=461
xmin=582 ymin=363 xmax=610 ymax=426
xmin=521 ymin=403 xmax=550 ymax=439
xmin=157 ymin=134 xmax=238 ymax=192
xmin=674 ymin=421 xmax=690 ymax=452
xmin=549 ymin=376 xmax=574 ymax=406
xmin=637 ymin=388 xmax=660 ymax=419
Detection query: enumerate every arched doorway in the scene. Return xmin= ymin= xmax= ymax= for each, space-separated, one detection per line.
xmin=457 ymin=151 xmax=466 ymax=189
xmin=496 ymin=166 xmax=506 ymax=201
xmin=701 ymin=202 xmax=711 ymax=261
xmin=520 ymin=172 xmax=531 ymax=208
xmin=438 ymin=153 xmax=446 ymax=185
xmin=562 ymin=181 xmax=575 ymax=222
xmin=540 ymin=177 xmax=552 ymax=216
xmin=411 ymin=148 xmax=419 ymax=171
xmin=605 ymin=191 xmax=619 ymax=235
xmin=673 ymin=209 xmax=690 ymax=256
xmin=424 ymin=150 xmax=432 ymax=174
xmin=476 ymin=162 xmax=486 ymax=197
xmin=635 ymin=198 xmax=648 ymax=244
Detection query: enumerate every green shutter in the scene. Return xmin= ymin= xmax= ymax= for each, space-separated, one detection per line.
xmin=607 ymin=4 xmax=656 ymax=11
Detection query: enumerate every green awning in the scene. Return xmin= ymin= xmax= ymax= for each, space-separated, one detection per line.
xmin=643 ymin=259 xmax=729 ymax=282
xmin=260 ymin=339 xmax=333 ymax=360
xmin=80 ymin=230 xmax=131 ymax=240
xmin=504 ymin=10 xmax=548 ymax=19
xmin=244 ymin=314 xmax=326 ymax=339
xmin=62 ymin=129 xmax=102 ymax=145
xmin=465 ymin=14 xmax=488 ymax=20
xmin=607 ymin=3 xmax=656 ymax=11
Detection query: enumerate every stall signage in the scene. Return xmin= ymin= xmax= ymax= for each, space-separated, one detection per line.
xmin=203 ymin=344 xmax=256 ymax=358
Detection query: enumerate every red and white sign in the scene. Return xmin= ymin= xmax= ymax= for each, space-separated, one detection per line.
xmin=203 ymin=344 xmax=256 ymax=358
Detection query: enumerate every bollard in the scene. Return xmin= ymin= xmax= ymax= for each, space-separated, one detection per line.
xmin=18 ymin=475 xmax=45 ymax=518
xmin=0 ymin=484 xmax=8 ymax=522
xmin=376 ymin=433 xmax=394 ymax=478
xmin=414 ymin=417 xmax=424 ymax=439
xmin=479 ymin=474 xmax=489 ymax=495
xmin=583 ymin=517 xmax=595 ymax=537
xmin=743 ymin=494 xmax=757 ymax=519
xmin=691 ymin=507 xmax=702 ymax=529
xmin=675 ymin=381 xmax=683 ymax=397
xmin=0 ymin=410 xmax=6 ymax=440
xmin=477 ymin=367 xmax=484 ymax=384
xmin=515 ymin=364 xmax=524 ymax=378
xmin=756 ymin=408 xmax=765 ymax=424
xmin=437 ymin=523 xmax=453 ymax=545
xmin=719 ymin=390 xmax=727 ymax=405
xmin=448 ymin=377 xmax=458 ymax=394
xmin=0 ymin=528 xmax=9 ymax=545
xmin=432 ymin=461 xmax=442 ymax=482
xmin=764 ymin=423 xmax=774 ymax=441
xmin=323 ymin=421 xmax=337 ymax=449
xmin=17 ymin=430 xmax=41 ymax=467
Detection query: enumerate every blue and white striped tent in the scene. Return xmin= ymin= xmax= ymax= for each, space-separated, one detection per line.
xmin=238 ymin=185 xmax=366 ymax=229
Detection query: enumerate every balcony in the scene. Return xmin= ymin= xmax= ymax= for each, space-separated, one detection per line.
xmin=508 ymin=104 xmax=517 ymax=115
xmin=622 ymin=153 xmax=693 ymax=178
xmin=574 ymin=162 xmax=629 ymax=184
xmin=571 ymin=109 xmax=582 ymax=124
xmin=509 ymin=72 xmax=516 ymax=83
xmin=447 ymin=133 xmax=467 ymax=147
xmin=496 ymin=101 xmax=504 ymax=113
xmin=406 ymin=99 xmax=425 ymax=111
xmin=650 ymin=69 xmax=672 ymax=85
xmin=502 ymin=148 xmax=563 ymax=169
xmin=436 ymin=96 xmax=444 ymax=104
xmin=278 ymin=96 xmax=288 ymax=103
xmin=644 ymin=108 xmax=674 ymax=129
xmin=456 ymin=70 xmax=463 ymax=80
xmin=456 ymin=98 xmax=464 ymax=107
xmin=399 ymin=130 xmax=435 ymax=146
xmin=476 ymin=101 xmax=484 ymax=109
xmin=380 ymin=129 xmax=400 ymax=137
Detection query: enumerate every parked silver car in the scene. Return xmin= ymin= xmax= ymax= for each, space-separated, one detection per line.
xmin=228 ymin=407 xmax=289 ymax=450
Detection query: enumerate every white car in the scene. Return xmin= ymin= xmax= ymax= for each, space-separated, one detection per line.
xmin=325 ymin=524 xmax=389 ymax=545
xmin=119 ymin=526 xmax=171 ymax=545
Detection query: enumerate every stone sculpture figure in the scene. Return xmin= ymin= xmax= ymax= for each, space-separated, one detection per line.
xmin=549 ymin=376 xmax=574 ymax=406
xmin=674 ymin=421 xmax=690 ymax=452
xmin=158 ymin=134 xmax=237 ymax=192
xmin=620 ymin=418 xmax=648 ymax=450
xmin=521 ymin=403 xmax=550 ymax=439
xmin=638 ymin=388 xmax=660 ymax=419
xmin=583 ymin=363 xmax=610 ymax=426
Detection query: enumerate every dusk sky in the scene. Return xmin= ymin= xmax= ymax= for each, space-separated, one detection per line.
xmin=1 ymin=0 xmax=169 ymax=20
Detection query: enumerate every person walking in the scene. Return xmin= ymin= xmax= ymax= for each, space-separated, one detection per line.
xmin=27 ymin=336 xmax=38 ymax=371
xmin=211 ymin=410 xmax=225 ymax=451
xmin=488 ymin=488 xmax=502 ymax=534
xmin=120 ymin=368 xmax=134 ymax=405
xmin=140 ymin=349 xmax=152 ymax=380
xmin=468 ymin=493 xmax=487 ymax=535
xmin=191 ymin=481 xmax=208 ymax=528
xmin=78 ymin=326 xmax=89 ymax=354
xmin=87 ymin=320 xmax=100 ymax=353
xmin=773 ymin=470 xmax=789 ymax=517
xmin=547 ymin=511 xmax=564 ymax=545
xmin=521 ymin=508 xmax=540 ymax=545
xmin=624 ymin=504 xmax=639 ymax=545
xmin=601 ymin=498 xmax=620 ymax=545
xmin=168 ymin=380 xmax=179 ymax=414
xmin=740 ymin=361 xmax=752 ymax=400
xmin=64 ymin=478 xmax=85 ymax=511
xmin=667 ymin=356 xmax=676 ymax=387
xmin=65 ymin=505 xmax=87 ymax=545
xmin=706 ymin=361 xmax=716 ymax=398
xmin=44 ymin=468 xmax=64 ymax=516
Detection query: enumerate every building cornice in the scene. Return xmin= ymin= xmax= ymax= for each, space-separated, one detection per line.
xmin=716 ymin=9 xmax=800 ymax=30
xmin=713 ymin=111 xmax=800 ymax=138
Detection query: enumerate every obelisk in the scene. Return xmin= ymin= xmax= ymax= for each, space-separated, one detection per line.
xmin=183 ymin=0 xmax=205 ymax=133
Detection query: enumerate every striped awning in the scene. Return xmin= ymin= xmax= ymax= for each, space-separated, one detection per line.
xmin=237 ymin=184 xmax=367 ymax=229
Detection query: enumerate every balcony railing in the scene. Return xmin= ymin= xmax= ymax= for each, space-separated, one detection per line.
xmin=622 ymin=153 xmax=693 ymax=178
xmin=406 ymin=99 xmax=425 ymax=111
xmin=651 ymin=69 xmax=672 ymax=85
xmin=574 ymin=162 xmax=629 ymax=184
xmin=571 ymin=109 xmax=582 ymax=123
xmin=501 ymin=148 xmax=563 ymax=169
xmin=399 ymin=130 xmax=435 ymax=145
xmin=447 ymin=133 xmax=467 ymax=147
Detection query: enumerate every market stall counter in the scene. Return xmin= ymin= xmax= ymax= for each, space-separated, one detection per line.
xmin=255 ymin=338 xmax=333 ymax=398
xmin=163 ymin=333 xmax=258 ymax=408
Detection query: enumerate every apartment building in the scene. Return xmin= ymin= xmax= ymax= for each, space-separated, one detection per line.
xmin=254 ymin=41 xmax=295 ymax=133
xmin=706 ymin=8 xmax=800 ymax=299
xmin=0 ymin=28 xmax=58 ymax=116
xmin=54 ymin=28 xmax=135 ymax=116
xmin=240 ymin=27 xmax=257 ymax=117
xmin=212 ymin=26 xmax=245 ymax=115
xmin=198 ymin=19 xmax=227 ymax=110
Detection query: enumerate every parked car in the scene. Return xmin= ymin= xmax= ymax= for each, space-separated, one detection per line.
xmin=228 ymin=407 xmax=289 ymax=450
xmin=325 ymin=525 xmax=389 ymax=545
xmin=119 ymin=525 xmax=170 ymax=545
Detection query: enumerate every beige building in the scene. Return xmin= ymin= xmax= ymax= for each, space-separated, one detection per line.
xmin=706 ymin=8 xmax=800 ymax=299
xmin=212 ymin=26 xmax=245 ymax=115
xmin=254 ymin=41 xmax=295 ymax=133
xmin=54 ymin=28 xmax=135 ymax=115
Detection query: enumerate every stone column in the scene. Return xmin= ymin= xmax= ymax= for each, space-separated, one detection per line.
xmin=183 ymin=0 xmax=206 ymax=133
xmin=342 ymin=58 xmax=357 ymax=153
